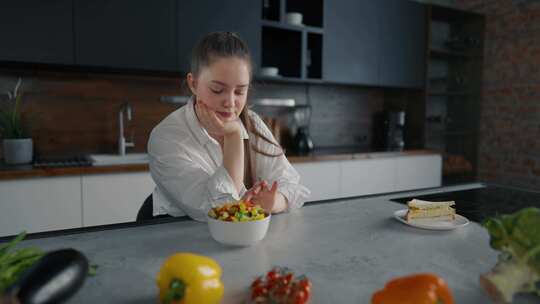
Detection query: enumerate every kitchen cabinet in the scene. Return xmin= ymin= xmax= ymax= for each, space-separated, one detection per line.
xmin=395 ymin=155 xmax=442 ymax=191
xmin=177 ymin=0 xmax=261 ymax=73
xmin=340 ymin=158 xmax=395 ymax=197
xmin=0 ymin=0 xmax=74 ymax=64
xmin=322 ymin=0 xmax=426 ymax=88
xmin=323 ymin=0 xmax=379 ymax=85
xmin=0 ymin=172 xmax=155 ymax=237
xmin=293 ymin=154 xmax=442 ymax=203
xmin=74 ymin=0 xmax=177 ymax=71
xmin=293 ymin=161 xmax=341 ymax=201
xmin=82 ymin=172 xmax=155 ymax=227
xmin=378 ymin=0 xmax=426 ymax=88
xmin=0 ymin=176 xmax=82 ymax=237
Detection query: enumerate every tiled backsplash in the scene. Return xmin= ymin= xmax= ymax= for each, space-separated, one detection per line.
xmin=0 ymin=68 xmax=388 ymax=156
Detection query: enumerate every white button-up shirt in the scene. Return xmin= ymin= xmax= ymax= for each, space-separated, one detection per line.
xmin=148 ymin=98 xmax=310 ymax=221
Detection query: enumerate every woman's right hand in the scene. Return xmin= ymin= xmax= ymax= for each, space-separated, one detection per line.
xmin=242 ymin=181 xmax=267 ymax=203
xmin=195 ymin=100 xmax=241 ymax=136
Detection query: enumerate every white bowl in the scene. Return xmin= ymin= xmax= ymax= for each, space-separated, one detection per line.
xmin=286 ymin=12 xmax=303 ymax=25
xmin=207 ymin=214 xmax=271 ymax=246
xmin=260 ymin=66 xmax=279 ymax=77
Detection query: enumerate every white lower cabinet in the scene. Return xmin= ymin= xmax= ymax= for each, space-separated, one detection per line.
xmin=0 ymin=154 xmax=441 ymax=236
xmin=293 ymin=154 xmax=442 ymax=202
xmin=340 ymin=158 xmax=396 ymax=197
xmin=394 ymin=155 xmax=442 ymax=191
xmin=0 ymin=176 xmax=82 ymax=237
xmin=82 ymin=172 xmax=155 ymax=227
xmin=293 ymin=161 xmax=341 ymax=201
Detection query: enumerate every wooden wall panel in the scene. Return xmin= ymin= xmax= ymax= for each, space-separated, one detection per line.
xmin=0 ymin=68 xmax=185 ymax=156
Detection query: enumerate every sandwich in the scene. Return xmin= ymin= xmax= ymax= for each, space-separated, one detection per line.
xmin=406 ymin=199 xmax=456 ymax=222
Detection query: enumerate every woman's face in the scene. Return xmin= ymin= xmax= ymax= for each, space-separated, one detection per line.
xmin=188 ymin=57 xmax=250 ymax=123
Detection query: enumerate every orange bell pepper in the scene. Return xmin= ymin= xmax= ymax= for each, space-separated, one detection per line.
xmin=371 ymin=273 xmax=454 ymax=304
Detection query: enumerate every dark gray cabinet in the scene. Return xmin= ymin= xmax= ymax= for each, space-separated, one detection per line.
xmin=0 ymin=0 xmax=73 ymax=64
xmin=177 ymin=0 xmax=261 ymax=74
xmin=323 ymin=0 xmax=380 ymax=86
xmin=74 ymin=0 xmax=177 ymax=71
xmin=379 ymin=0 xmax=426 ymax=88
xmin=323 ymin=0 xmax=426 ymax=88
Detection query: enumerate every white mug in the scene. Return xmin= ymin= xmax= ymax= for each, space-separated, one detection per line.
xmin=260 ymin=67 xmax=279 ymax=77
xmin=286 ymin=12 xmax=303 ymax=25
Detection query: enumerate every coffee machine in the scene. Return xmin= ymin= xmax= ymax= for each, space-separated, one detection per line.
xmin=292 ymin=105 xmax=314 ymax=154
xmin=373 ymin=111 xmax=405 ymax=151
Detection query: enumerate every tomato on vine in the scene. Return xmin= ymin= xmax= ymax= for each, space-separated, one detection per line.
xmin=249 ymin=267 xmax=312 ymax=304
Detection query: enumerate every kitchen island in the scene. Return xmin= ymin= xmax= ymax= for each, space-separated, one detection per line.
xmin=10 ymin=183 xmax=538 ymax=303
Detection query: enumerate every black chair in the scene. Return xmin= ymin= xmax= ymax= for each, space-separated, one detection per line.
xmin=136 ymin=194 xmax=171 ymax=222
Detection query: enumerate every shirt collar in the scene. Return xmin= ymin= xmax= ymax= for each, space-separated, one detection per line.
xmin=185 ymin=97 xmax=249 ymax=147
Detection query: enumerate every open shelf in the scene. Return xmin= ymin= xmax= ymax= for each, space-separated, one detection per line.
xmin=428 ymin=91 xmax=475 ymax=96
xmin=307 ymin=33 xmax=322 ymax=79
xmin=422 ymin=4 xmax=485 ymax=185
xmin=259 ymin=1 xmax=324 ymax=82
xmin=285 ymin=0 xmax=324 ymax=28
xmin=254 ymin=75 xmax=324 ymax=84
xmin=429 ymin=47 xmax=482 ymax=59
xmin=262 ymin=0 xmax=281 ymax=22
xmin=261 ymin=20 xmax=323 ymax=34
xmin=431 ymin=5 xmax=484 ymax=24
xmin=261 ymin=26 xmax=302 ymax=78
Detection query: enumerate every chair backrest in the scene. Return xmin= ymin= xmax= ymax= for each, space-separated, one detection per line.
xmin=136 ymin=194 xmax=154 ymax=222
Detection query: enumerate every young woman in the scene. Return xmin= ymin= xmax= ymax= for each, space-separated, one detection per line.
xmin=148 ymin=32 xmax=310 ymax=221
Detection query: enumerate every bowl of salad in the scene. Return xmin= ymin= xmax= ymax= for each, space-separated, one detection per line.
xmin=207 ymin=200 xmax=271 ymax=246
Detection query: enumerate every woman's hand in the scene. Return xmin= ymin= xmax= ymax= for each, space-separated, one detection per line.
xmin=249 ymin=181 xmax=288 ymax=214
xmin=242 ymin=181 xmax=265 ymax=203
xmin=195 ymin=101 xmax=241 ymax=136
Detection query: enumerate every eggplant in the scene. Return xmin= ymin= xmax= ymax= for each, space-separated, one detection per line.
xmin=7 ymin=249 xmax=89 ymax=304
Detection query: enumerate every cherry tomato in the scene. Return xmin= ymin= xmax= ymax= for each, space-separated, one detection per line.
xmin=284 ymin=272 xmax=294 ymax=285
xmin=292 ymin=290 xmax=307 ymax=304
xmin=251 ymin=277 xmax=263 ymax=289
xmin=251 ymin=286 xmax=268 ymax=300
xmin=267 ymin=269 xmax=280 ymax=282
xmin=250 ymin=268 xmax=311 ymax=304
xmin=299 ymin=279 xmax=311 ymax=292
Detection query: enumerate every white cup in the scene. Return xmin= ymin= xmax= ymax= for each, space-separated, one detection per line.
xmin=286 ymin=12 xmax=303 ymax=25
xmin=260 ymin=66 xmax=279 ymax=77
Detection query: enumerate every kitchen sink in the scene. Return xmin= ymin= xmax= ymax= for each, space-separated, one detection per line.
xmin=89 ymin=153 xmax=149 ymax=166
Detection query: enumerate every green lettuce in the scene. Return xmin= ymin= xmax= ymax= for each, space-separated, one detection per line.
xmin=481 ymin=207 xmax=540 ymax=303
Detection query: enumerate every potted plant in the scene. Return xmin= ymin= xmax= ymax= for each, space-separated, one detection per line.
xmin=0 ymin=78 xmax=33 ymax=165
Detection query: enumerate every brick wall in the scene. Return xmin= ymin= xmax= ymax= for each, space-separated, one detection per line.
xmin=456 ymin=0 xmax=540 ymax=190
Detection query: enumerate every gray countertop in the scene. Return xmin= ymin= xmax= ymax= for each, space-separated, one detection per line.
xmin=14 ymin=183 xmax=539 ymax=303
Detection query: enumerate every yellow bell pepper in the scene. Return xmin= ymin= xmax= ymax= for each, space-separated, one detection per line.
xmin=156 ymin=253 xmax=224 ymax=304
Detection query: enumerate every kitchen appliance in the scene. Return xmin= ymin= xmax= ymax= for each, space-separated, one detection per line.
xmin=292 ymin=105 xmax=313 ymax=155
xmin=373 ymin=111 xmax=405 ymax=151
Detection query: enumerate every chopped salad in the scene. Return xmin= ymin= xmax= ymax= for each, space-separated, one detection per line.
xmin=208 ymin=201 xmax=268 ymax=222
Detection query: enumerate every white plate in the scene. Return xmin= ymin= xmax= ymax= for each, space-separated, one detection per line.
xmin=393 ymin=209 xmax=470 ymax=230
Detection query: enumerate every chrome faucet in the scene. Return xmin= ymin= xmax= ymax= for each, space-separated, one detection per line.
xmin=118 ymin=102 xmax=134 ymax=156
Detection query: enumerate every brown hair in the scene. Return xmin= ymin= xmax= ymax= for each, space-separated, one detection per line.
xmin=190 ymin=31 xmax=283 ymax=188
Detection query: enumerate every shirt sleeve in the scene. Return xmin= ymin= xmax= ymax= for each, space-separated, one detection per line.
xmin=249 ymin=112 xmax=311 ymax=211
xmin=148 ymin=136 xmax=240 ymax=222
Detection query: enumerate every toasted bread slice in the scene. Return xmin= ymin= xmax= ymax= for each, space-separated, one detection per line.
xmin=407 ymin=199 xmax=455 ymax=209
xmin=405 ymin=199 xmax=456 ymax=222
